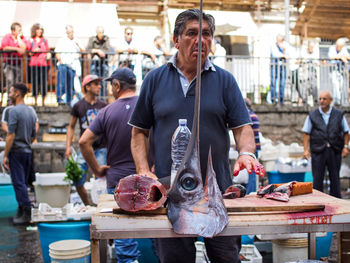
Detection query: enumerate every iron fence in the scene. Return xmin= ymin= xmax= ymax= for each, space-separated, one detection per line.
xmin=0 ymin=51 xmax=349 ymax=107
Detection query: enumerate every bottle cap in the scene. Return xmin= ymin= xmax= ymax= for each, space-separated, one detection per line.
xmin=179 ymin=119 xmax=187 ymax=126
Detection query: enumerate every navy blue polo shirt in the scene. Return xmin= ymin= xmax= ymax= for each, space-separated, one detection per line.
xmin=129 ymin=61 xmax=251 ymax=191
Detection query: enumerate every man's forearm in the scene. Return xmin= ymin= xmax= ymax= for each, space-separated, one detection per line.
xmin=4 ymin=133 xmax=15 ymax=157
xmin=344 ymin=132 xmax=349 ymax=146
xmin=233 ymin=125 xmax=256 ymax=153
xmin=131 ymin=127 xmax=150 ymax=174
xmin=66 ymin=127 xmax=75 ymax=149
xmin=303 ymin=133 xmax=310 ymax=152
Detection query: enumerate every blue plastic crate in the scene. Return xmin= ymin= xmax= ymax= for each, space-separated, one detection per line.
xmin=0 ymin=184 xmax=18 ymax=217
xmin=267 ymin=171 xmax=305 ymax=184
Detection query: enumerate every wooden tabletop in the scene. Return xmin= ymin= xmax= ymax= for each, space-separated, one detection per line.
xmin=91 ymin=190 xmax=350 ymax=238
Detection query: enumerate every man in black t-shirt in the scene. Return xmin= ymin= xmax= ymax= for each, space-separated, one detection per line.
xmin=66 ymin=75 xmax=107 ymax=205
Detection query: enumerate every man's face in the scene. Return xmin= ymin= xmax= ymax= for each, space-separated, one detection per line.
xmin=9 ymin=86 xmax=16 ymax=104
xmin=125 ymin=30 xmax=133 ymax=42
xmin=12 ymin=25 xmax=22 ymax=37
xmin=173 ymin=20 xmax=213 ymax=65
xmin=66 ymin=28 xmax=74 ymax=40
xmin=336 ymin=43 xmax=344 ymax=53
xmin=318 ymin=92 xmax=332 ymax=110
xmin=86 ymin=80 xmax=101 ymax=96
xmin=97 ymin=29 xmax=104 ymax=41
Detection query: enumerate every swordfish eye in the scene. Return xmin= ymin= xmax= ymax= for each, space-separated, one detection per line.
xmin=180 ymin=173 xmax=198 ymax=191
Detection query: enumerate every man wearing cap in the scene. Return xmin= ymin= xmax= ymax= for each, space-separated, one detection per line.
xmin=79 ymin=68 xmax=140 ymax=262
xmin=3 ymin=83 xmax=37 ymax=224
xmin=66 ymin=74 xmax=107 ymax=205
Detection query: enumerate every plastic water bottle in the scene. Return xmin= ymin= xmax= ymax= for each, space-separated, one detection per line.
xmin=171 ymin=119 xmax=191 ymax=187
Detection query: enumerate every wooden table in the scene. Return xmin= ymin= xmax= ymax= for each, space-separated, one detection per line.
xmin=90 ymin=190 xmax=350 ymax=262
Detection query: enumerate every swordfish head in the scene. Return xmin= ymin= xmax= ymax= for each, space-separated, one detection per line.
xmin=167 ymin=142 xmax=229 ymax=238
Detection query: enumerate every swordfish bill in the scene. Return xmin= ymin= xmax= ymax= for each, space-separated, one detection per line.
xmin=167 ymin=2 xmax=229 ymax=238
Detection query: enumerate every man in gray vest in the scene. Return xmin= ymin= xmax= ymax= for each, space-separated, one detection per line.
xmin=3 ymin=83 xmax=37 ymax=224
xmin=302 ymin=90 xmax=349 ymax=198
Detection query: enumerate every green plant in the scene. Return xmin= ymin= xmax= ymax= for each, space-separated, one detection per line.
xmin=64 ymin=156 xmax=85 ymax=183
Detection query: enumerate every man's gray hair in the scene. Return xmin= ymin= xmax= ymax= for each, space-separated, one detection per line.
xmin=65 ymin=25 xmax=73 ymax=31
xmin=173 ymin=9 xmax=215 ymax=38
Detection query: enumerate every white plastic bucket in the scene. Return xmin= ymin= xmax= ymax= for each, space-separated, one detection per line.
xmin=272 ymin=238 xmax=308 ymax=263
xmin=49 ymin=239 xmax=91 ymax=263
xmin=34 ymin=182 xmax=71 ymax=207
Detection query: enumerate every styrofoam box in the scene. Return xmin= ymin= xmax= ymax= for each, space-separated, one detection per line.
xmin=240 ymin=244 xmax=262 ymax=263
xmin=35 ymin=173 xmax=69 ymax=185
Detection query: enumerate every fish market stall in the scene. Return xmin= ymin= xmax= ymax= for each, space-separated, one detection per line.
xmin=90 ymin=190 xmax=350 ymax=262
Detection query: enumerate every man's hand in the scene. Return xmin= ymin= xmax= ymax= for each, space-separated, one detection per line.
xmin=94 ymin=165 xmax=110 ymax=178
xmin=342 ymin=147 xmax=349 ymax=158
xmin=2 ymin=156 xmax=9 ymax=172
xmin=65 ymin=147 xmax=72 ymax=160
xmin=233 ymin=155 xmax=265 ymax=178
xmin=303 ymin=149 xmax=311 ymax=159
xmin=140 ymin=171 xmax=158 ymax=180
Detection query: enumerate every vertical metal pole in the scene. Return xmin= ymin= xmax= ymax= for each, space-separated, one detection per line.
xmin=284 ymin=0 xmax=290 ymax=43
xmin=284 ymin=0 xmax=290 ymax=103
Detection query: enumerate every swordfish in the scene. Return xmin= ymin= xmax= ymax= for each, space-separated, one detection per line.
xmin=166 ymin=4 xmax=228 ymax=238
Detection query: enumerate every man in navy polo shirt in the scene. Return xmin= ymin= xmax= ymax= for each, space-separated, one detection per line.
xmin=129 ymin=9 xmax=264 ymax=263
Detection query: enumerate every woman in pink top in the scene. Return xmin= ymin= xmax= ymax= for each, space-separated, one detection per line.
xmin=28 ymin=23 xmax=51 ymax=106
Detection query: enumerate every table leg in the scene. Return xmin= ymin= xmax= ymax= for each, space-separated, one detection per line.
xmin=91 ymin=239 xmax=100 ymax=263
xmin=99 ymin=239 xmax=107 ymax=263
xmin=308 ymin=232 xmax=316 ymax=259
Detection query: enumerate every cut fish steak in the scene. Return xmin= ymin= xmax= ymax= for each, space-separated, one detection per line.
xmin=115 ymin=174 xmax=167 ymax=212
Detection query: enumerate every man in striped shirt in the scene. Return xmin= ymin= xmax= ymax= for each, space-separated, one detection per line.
xmin=244 ymin=98 xmax=261 ymax=193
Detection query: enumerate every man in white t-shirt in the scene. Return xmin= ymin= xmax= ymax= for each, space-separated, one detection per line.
xmin=55 ymin=25 xmax=84 ymax=105
xmin=328 ymin=38 xmax=350 ymax=105
xmin=115 ymin=27 xmax=139 ymax=71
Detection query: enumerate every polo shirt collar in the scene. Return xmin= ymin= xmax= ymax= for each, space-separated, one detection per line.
xmin=318 ymin=106 xmax=332 ymax=116
xmin=167 ymin=52 xmax=216 ymax=72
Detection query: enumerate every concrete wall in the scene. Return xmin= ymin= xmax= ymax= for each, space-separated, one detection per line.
xmin=253 ymin=105 xmax=350 ymax=145
xmin=2 ymin=104 xmax=350 ymax=146
xmin=2 ymin=104 xmax=350 ymax=173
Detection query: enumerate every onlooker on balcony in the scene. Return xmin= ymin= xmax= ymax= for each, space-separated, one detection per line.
xmin=86 ymin=26 xmax=110 ymax=99
xmin=141 ymin=36 xmax=171 ymax=79
xmin=54 ymin=25 xmax=84 ymax=105
xmin=328 ymin=38 xmax=350 ymax=105
xmin=28 ymin=23 xmax=51 ymax=106
xmin=0 ymin=22 xmax=30 ymax=95
xmin=115 ymin=27 xmax=139 ymax=71
xmin=299 ymin=40 xmax=319 ymax=105
xmin=269 ymin=34 xmax=289 ymax=105
xmin=211 ymin=36 xmax=226 ymax=69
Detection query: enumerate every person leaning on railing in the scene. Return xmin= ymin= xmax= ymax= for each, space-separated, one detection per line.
xmin=0 ymin=22 xmax=30 ymax=96
xmin=54 ymin=25 xmax=84 ymax=105
xmin=28 ymin=23 xmax=51 ymax=106
xmin=86 ymin=26 xmax=110 ymax=99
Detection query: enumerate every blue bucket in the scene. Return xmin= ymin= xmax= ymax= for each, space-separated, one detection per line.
xmin=316 ymin=232 xmax=333 ymax=260
xmin=38 ymin=221 xmax=90 ymax=263
xmin=0 ymin=184 xmax=18 ymax=217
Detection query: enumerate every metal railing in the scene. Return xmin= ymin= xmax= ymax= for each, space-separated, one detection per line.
xmin=0 ymin=51 xmax=349 ymax=107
